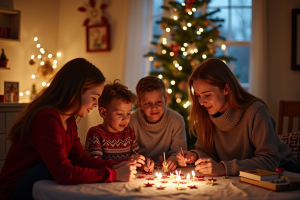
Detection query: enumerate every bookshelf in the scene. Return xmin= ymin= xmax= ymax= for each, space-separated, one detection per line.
xmin=0 ymin=6 xmax=21 ymax=42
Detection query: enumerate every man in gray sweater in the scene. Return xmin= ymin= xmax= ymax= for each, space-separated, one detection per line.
xmin=129 ymin=76 xmax=187 ymax=172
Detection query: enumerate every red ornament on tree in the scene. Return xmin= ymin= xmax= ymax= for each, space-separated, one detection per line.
xmin=170 ymin=42 xmax=180 ymax=57
xmin=185 ymin=0 xmax=196 ymax=12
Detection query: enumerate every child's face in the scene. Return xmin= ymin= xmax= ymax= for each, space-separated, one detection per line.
xmin=77 ymin=83 xmax=104 ymax=118
xmin=100 ymin=99 xmax=133 ymax=133
xmin=137 ymin=89 xmax=167 ymax=123
xmin=193 ymin=79 xmax=229 ymax=115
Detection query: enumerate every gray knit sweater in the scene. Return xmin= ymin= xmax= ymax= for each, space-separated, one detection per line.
xmin=191 ymin=101 xmax=297 ymax=176
xmin=129 ymin=108 xmax=187 ymax=163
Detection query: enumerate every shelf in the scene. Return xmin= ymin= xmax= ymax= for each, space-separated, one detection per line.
xmin=0 ymin=7 xmax=21 ymax=42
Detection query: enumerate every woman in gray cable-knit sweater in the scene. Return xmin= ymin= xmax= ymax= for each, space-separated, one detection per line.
xmin=176 ymin=58 xmax=299 ymax=176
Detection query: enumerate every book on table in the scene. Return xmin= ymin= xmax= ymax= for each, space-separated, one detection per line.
xmin=239 ymin=169 xmax=279 ymax=181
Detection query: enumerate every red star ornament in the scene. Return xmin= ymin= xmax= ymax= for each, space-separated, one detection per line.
xmin=188 ymin=185 xmax=198 ymax=189
xmin=142 ymin=172 xmax=152 ymax=175
xmin=208 ymin=178 xmax=217 ymax=181
xmin=196 ymin=175 xmax=204 ymax=178
xmin=147 ymin=177 xmax=154 ymax=181
xmin=137 ymin=176 xmax=145 ymax=179
xmin=144 ymin=182 xmax=155 ymax=187
xmin=156 ymin=185 xmax=166 ymax=190
xmin=185 ymin=0 xmax=196 ymax=12
xmin=170 ymin=43 xmax=180 ymax=57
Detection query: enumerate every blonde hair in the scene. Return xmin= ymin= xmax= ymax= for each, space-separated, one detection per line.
xmin=136 ymin=75 xmax=166 ymax=101
xmin=188 ymin=58 xmax=267 ymax=153
xmin=98 ymin=79 xmax=136 ymax=108
xmin=8 ymin=58 xmax=105 ymax=142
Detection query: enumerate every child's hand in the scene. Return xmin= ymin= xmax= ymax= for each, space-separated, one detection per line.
xmin=128 ymin=154 xmax=146 ymax=168
xmin=113 ymin=161 xmax=137 ymax=182
xmin=176 ymin=150 xmax=197 ymax=167
xmin=159 ymin=156 xmax=177 ymax=172
xmin=195 ymin=157 xmax=226 ymax=176
xmin=139 ymin=158 xmax=154 ymax=172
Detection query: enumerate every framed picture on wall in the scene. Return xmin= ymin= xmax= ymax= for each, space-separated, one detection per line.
xmin=86 ymin=24 xmax=110 ymax=52
xmin=292 ymin=8 xmax=300 ymax=70
xmin=4 ymin=81 xmax=19 ymax=102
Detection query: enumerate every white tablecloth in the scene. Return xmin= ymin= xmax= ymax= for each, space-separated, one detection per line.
xmin=33 ymin=165 xmax=300 ymax=200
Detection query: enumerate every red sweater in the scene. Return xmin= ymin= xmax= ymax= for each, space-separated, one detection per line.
xmin=0 ymin=109 xmax=118 ymax=200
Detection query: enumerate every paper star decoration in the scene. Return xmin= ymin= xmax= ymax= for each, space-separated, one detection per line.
xmin=180 ymin=181 xmax=187 ymax=184
xmin=147 ymin=177 xmax=154 ymax=181
xmin=156 ymin=185 xmax=166 ymax=190
xmin=180 ymin=173 xmax=184 ymax=176
xmin=208 ymin=178 xmax=217 ymax=182
xmin=160 ymin=180 xmax=168 ymax=183
xmin=188 ymin=185 xmax=198 ymax=189
xmin=137 ymin=176 xmax=145 ymax=179
xmin=144 ymin=182 xmax=155 ymax=187
xmin=196 ymin=175 xmax=204 ymax=178
xmin=206 ymin=180 xmax=217 ymax=186
xmin=142 ymin=172 xmax=153 ymax=175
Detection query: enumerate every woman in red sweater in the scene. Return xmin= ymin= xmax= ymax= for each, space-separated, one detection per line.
xmin=0 ymin=58 xmax=139 ymax=200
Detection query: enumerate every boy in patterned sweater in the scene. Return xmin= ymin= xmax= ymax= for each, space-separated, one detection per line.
xmin=85 ymin=80 xmax=154 ymax=172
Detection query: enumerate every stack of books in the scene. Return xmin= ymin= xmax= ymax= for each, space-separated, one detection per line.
xmin=239 ymin=169 xmax=298 ymax=191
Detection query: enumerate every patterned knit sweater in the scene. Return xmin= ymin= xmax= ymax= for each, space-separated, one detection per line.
xmin=129 ymin=108 xmax=187 ymax=163
xmin=85 ymin=125 xmax=140 ymax=161
xmin=191 ymin=101 xmax=298 ymax=176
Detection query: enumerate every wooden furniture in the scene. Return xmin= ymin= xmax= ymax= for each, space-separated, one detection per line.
xmin=277 ymin=101 xmax=300 ymax=135
xmin=0 ymin=102 xmax=27 ymax=171
xmin=0 ymin=6 xmax=21 ymax=42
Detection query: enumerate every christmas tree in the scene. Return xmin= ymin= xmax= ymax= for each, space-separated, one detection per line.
xmin=144 ymin=0 xmax=235 ymax=149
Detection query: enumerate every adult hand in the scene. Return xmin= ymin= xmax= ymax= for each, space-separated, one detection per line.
xmin=159 ymin=156 xmax=177 ymax=172
xmin=195 ymin=157 xmax=226 ymax=176
xmin=113 ymin=161 xmax=137 ymax=182
xmin=128 ymin=154 xmax=146 ymax=168
xmin=139 ymin=158 xmax=154 ymax=172
xmin=176 ymin=150 xmax=198 ymax=167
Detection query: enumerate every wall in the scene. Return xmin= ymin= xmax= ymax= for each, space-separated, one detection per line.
xmin=0 ymin=0 xmax=129 ymax=144
xmin=267 ymin=0 xmax=300 ymax=130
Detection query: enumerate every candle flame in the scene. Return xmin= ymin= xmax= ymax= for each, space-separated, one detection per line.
xmin=192 ymin=171 xmax=195 ymax=176
xmin=187 ymin=173 xmax=190 ymax=179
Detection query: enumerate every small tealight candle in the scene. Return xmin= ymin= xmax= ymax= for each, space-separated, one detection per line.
xmin=156 ymin=172 xmax=158 ymax=182
xmin=176 ymin=175 xmax=181 ymax=186
xmin=187 ymin=173 xmax=190 ymax=184
xmin=158 ymin=172 xmax=162 ymax=183
xmin=192 ymin=171 xmax=195 ymax=182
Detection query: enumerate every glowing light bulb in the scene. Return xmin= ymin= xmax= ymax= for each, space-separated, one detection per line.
xmin=187 ymin=23 xmax=192 ymax=27
xmin=34 ymin=37 xmax=38 ymax=41
xmin=162 ymin=50 xmax=166 ymax=54
xmin=199 ymin=28 xmax=204 ymax=32
xmin=221 ymin=44 xmax=226 ymax=51
xmin=53 ymin=60 xmax=57 ymax=64
xmin=183 ymin=52 xmax=187 ymax=56
xmin=37 ymin=55 xmax=42 ymax=59
xmin=173 ymin=16 xmax=178 ymax=20
xmin=209 ymin=39 xmax=213 ymax=42
xmin=184 ymin=43 xmax=188 ymax=47
xmin=173 ymin=60 xmax=177 ymax=64
xmin=190 ymin=50 xmax=194 ymax=54
xmin=19 ymin=92 xmax=23 ymax=96
xmin=31 ymin=55 xmax=35 ymax=59
xmin=47 ymin=83 xmax=50 ymax=87
xmin=31 ymin=74 xmax=36 ymax=79
xmin=183 ymin=26 xmax=187 ymax=30
xmin=167 ymin=89 xmax=172 ymax=94
xmin=170 ymin=52 xmax=174 ymax=56
xmin=171 ymin=80 xmax=175 ymax=85
xmin=158 ymin=74 xmax=163 ymax=79
xmin=26 ymin=90 xmax=30 ymax=95
xmin=175 ymin=63 xmax=179 ymax=68
xmin=181 ymin=3 xmax=185 ymax=6
xmin=181 ymin=47 xmax=185 ymax=51
xmin=149 ymin=56 xmax=154 ymax=61
xmin=52 ymin=64 xmax=57 ymax=69
xmin=197 ymin=31 xmax=201 ymax=35
xmin=166 ymin=28 xmax=170 ymax=32
xmin=194 ymin=49 xmax=198 ymax=53
xmin=36 ymin=44 xmax=41 ymax=48
xmin=42 ymin=82 xmax=46 ymax=87
xmin=178 ymin=66 xmax=182 ymax=70
xmin=202 ymin=54 xmax=207 ymax=59
xmin=183 ymin=104 xmax=188 ymax=108
xmin=192 ymin=8 xmax=196 ymax=12
xmin=176 ymin=98 xmax=181 ymax=103
xmin=57 ymin=52 xmax=61 ymax=57
xmin=188 ymin=11 xmax=192 ymax=15
xmin=40 ymin=61 xmax=44 ymax=65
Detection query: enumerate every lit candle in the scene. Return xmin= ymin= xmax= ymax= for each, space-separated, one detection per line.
xmin=176 ymin=175 xmax=181 ymax=186
xmin=187 ymin=173 xmax=190 ymax=184
xmin=192 ymin=171 xmax=195 ymax=182
xmin=158 ymin=173 xmax=162 ymax=183
xmin=156 ymin=172 xmax=158 ymax=182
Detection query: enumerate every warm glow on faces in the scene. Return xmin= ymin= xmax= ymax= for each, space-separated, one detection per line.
xmin=101 ymin=99 xmax=133 ymax=133
xmin=192 ymin=79 xmax=229 ymax=115
xmin=77 ymin=84 xmax=104 ymax=118
xmin=137 ymin=89 xmax=167 ymax=123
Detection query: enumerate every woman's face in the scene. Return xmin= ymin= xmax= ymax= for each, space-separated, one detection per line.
xmin=192 ymin=79 xmax=229 ymax=115
xmin=77 ymin=83 xmax=104 ymax=118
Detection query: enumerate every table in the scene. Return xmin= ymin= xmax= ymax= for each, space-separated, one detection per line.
xmin=33 ymin=165 xmax=300 ymax=200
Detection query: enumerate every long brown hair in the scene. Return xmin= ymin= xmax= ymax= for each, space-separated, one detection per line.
xmin=188 ymin=58 xmax=266 ymax=153
xmin=7 ymin=58 xmax=105 ymax=142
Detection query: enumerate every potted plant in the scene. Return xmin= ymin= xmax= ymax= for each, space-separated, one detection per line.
xmin=0 ymin=48 xmax=9 ymax=68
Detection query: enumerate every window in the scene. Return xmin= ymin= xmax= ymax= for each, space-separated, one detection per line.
xmin=148 ymin=0 xmax=252 ymax=90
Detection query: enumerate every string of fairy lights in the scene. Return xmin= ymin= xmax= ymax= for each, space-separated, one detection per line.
xmin=19 ymin=37 xmax=61 ymax=98
xmin=147 ymin=1 xmax=227 ymax=109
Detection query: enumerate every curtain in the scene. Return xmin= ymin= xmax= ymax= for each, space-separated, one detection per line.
xmin=249 ymin=0 xmax=268 ymax=102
